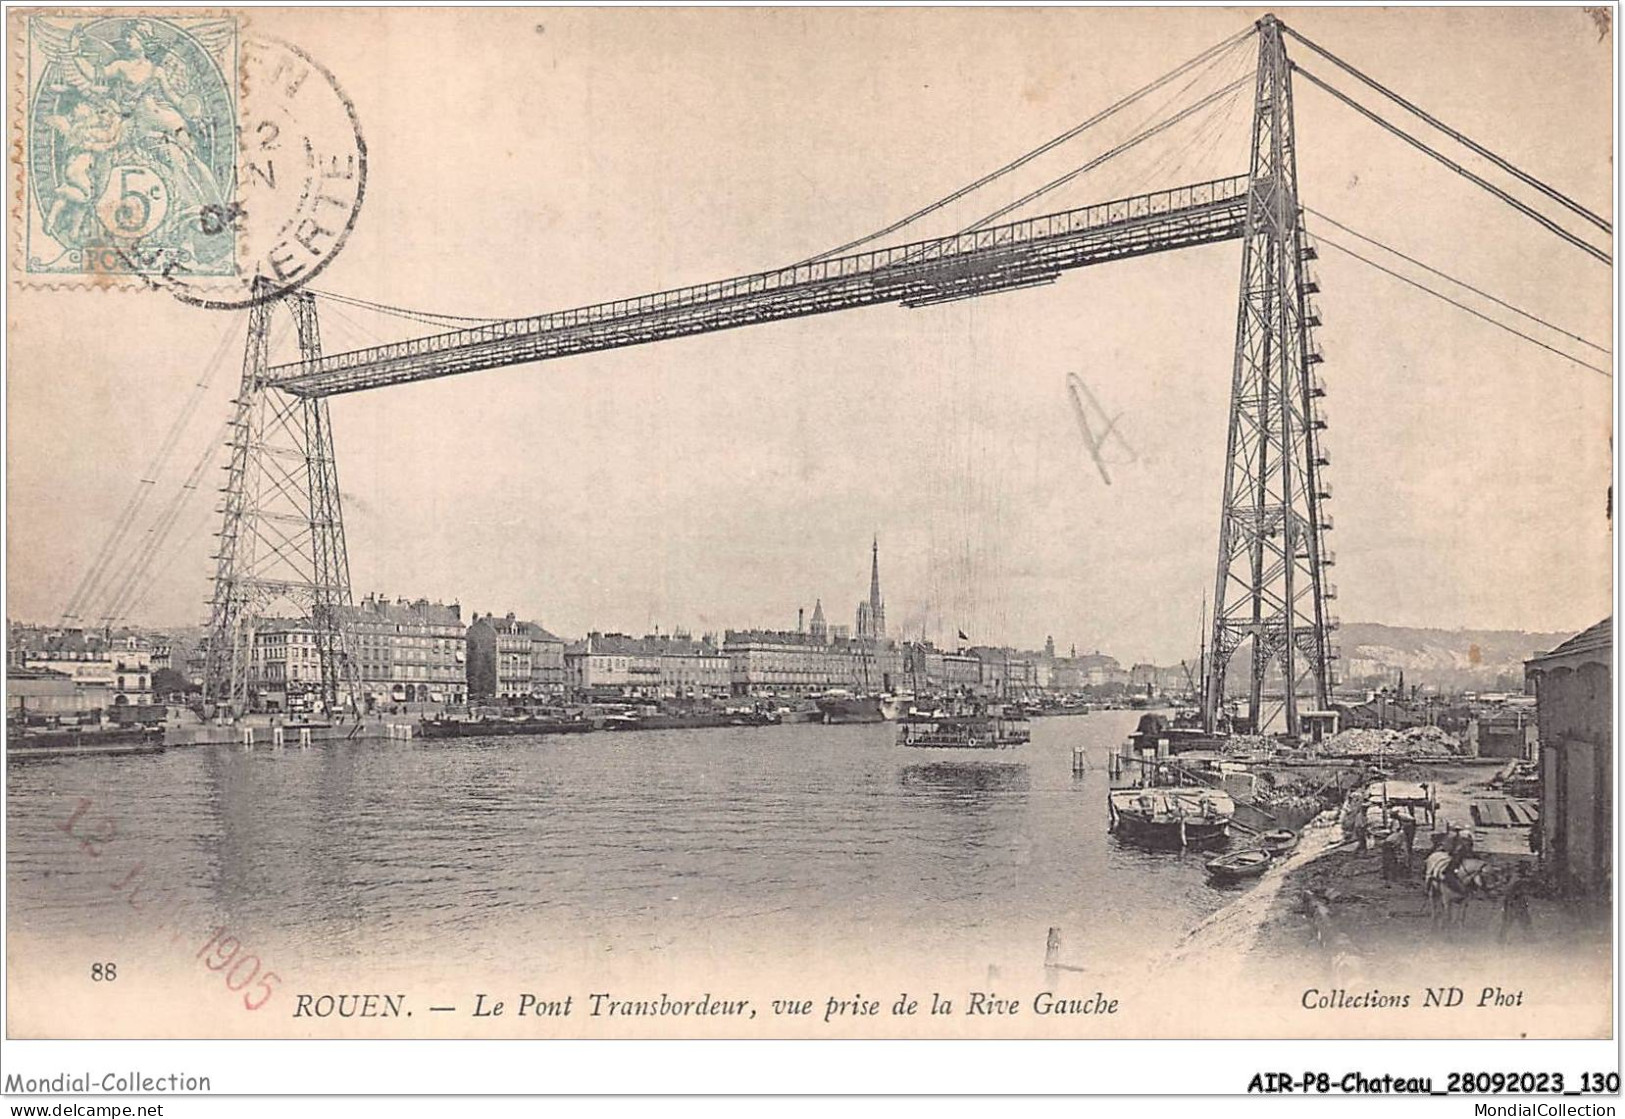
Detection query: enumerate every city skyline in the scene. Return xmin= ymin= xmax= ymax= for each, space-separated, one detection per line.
xmin=6 ymin=9 xmax=1611 ymax=1059
xmin=6 ymin=7 xmax=1611 ymax=667
xmin=7 ymin=503 xmax=1609 ymax=669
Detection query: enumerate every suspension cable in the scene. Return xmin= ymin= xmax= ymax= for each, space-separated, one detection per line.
xmin=100 ymin=421 xmax=232 ymax=627
xmin=313 ymin=289 xmax=501 ymax=324
xmin=795 ymin=23 xmax=1258 ymax=265
xmin=1315 ymin=233 xmax=1611 ymax=377
xmin=962 ymin=70 xmax=1255 ymax=235
xmin=1282 ymin=23 xmax=1611 ymax=234
xmin=1305 ymin=207 xmax=1609 ymax=354
xmin=1292 ymin=63 xmax=1610 ymax=266
xmin=306 ymin=288 xmax=507 ymax=328
xmin=60 ymin=313 xmax=244 ymax=626
xmin=1124 ymin=49 xmax=1251 ymax=199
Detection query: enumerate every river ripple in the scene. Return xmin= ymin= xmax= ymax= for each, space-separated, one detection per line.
xmin=7 ymin=710 xmax=1230 ymax=984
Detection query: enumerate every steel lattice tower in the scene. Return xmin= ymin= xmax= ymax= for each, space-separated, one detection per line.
xmin=203 ymin=282 xmax=359 ymax=715
xmin=1203 ymin=16 xmax=1336 ymax=735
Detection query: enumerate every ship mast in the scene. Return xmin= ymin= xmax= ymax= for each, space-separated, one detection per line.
xmin=1197 ymin=591 xmax=1208 ymax=716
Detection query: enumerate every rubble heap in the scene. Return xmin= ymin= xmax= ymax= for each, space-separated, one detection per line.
xmin=1220 ymin=734 xmax=1275 ymax=756
xmin=1253 ymin=771 xmax=1343 ymax=820
xmin=1321 ymin=725 xmax=1460 ymax=757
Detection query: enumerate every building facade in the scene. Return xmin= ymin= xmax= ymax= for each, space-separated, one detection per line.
xmin=250 ymin=618 xmax=322 ymax=711
xmin=7 ymin=667 xmax=112 ymax=722
xmin=564 ymin=633 xmax=728 ymax=699
xmin=724 ymin=628 xmax=903 ymax=696
xmin=642 ymin=634 xmax=730 ymax=698
xmin=24 ymin=640 xmax=153 ymax=706
xmin=1525 ymin=618 xmax=1611 ymax=907
xmin=903 ymin=642 xmax=945 ymax=694
xmin=565 ymin=633 xmax=659 ymax=699
xmin=467 ymin=613 xmax=566 ymax=700
xmin=346 ymin=595 xmax=467 ymax=708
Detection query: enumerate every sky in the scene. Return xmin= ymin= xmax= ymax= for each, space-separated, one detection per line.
xmin=6 ymin=7 xmax=1614 ymax=665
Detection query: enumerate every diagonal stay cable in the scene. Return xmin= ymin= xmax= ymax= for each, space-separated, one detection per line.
xmin=62 ymin=312 xmax=245 ymax=624
xmin=1282 ymin=22 xmax=1611 ymax=234
xmin=961 ymin=70 xmax=1255 ymax=235
xmin=1137 ymin=62 xmax=1251 ymax=198
xmin=307 ymin=288 xmax=508 ymax=328
xmin=848 ymin=70 xmax=1255 ymax=277
xmin=1315 ymin=232 xmax=1611 ymax=378
xmin=121 ymin=496 xmax=220 ymax=625
xmin=1292 ymin=62 xmax=1610 ymax=266
xmin=796 ymin=24 xmax=1257 ymax=265
xmin=1114 ymin=40 xmax=1252 ymax=200
xmin=1305 ymin=206 xmax=1609 ymax=354
xmin=101 ymin=421 xmax=233 ymax=626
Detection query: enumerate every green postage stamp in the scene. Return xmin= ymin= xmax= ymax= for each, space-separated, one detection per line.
xmin=21 ymin=12 xmax=239 ymax=281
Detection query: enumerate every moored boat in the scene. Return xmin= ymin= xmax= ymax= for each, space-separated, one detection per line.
xmin=6 ymin=724 xmax=166 ymax=758
xmin=1108 ymin=785 xmax=1235 ymax=848
xmin=1259 ymin=828 xmax=1299 ymax=856
xmin=609 ymin=708 xmax=781 ymax=731
xmin=418 ymin=715 xmax=595 ymax=738
xmin=898 ymin=702 xmax=1029 ymax=749
xmin=815 ymin=692 xmax=887 ymax=724
xmin=1123 ymin=711 xmax=1228 ymax=755
xmin=1204 ymin=848 xmax=1272 ymax=882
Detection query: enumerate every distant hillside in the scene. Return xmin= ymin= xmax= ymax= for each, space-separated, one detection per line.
xmin=1337 ymin=622 xmax=1579 ymax=691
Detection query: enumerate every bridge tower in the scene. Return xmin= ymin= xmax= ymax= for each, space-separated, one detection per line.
xmin=202 ymin=283 xmax=358 ymax=715
xmin=1203 ymin=15 xmax=1336 ymax=735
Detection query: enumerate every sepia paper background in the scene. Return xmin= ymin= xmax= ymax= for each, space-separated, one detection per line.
xmin=5 ymin=6 xmax=1614 ymax=1044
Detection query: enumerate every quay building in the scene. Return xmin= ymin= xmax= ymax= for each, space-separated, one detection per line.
xmin=1525 ymin=617 xmax=1612 ymax=914
xmin=10 ymin=628 xmax=155 ymax=707
xmin=723 ymin=538 xmax=906 ymax=697
xmin=724 ymin=624 xmax=904 ymax=697
xmin=346 ymin=594 xmax=467 ymax=708
xmin=899 ymin=642 xmax=1044 ymax=698
xmin=248 ymin=595 xmax=468 ymax=712
xmin=467 ymin=613 xmax=566 ymax=700
xmin=7 ymin=665 xmax=112 ymax=724
xmin=564 ymin=632 xmax=730 ymax=701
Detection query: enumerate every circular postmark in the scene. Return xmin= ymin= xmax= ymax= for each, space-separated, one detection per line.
xmin=139 ymin=35 xmax=367 ymax=309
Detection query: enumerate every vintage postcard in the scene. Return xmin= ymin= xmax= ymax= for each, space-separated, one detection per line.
xmin=3 ymin=4 xmax=1615 ymax=1065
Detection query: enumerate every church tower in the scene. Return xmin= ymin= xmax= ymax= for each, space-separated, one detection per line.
xmin=865 ymin=537 xmax=886 ymax=640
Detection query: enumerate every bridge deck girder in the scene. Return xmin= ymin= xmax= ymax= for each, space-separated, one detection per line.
xmin=272 ymin=174 xmax=1250 ymax=398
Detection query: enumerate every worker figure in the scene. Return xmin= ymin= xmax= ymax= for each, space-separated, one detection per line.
xmin=1380 ymin=825 xmax=1408 ymax=884
xmin=1343 ymin=790 xmax=1369 ymax=852
xmin=1499 ymin=864 xmax=1536 ymax=944
xmin=1440 ymin=845 xmax=1469 ymax=897
xmin=1398 ymin=811 xmax=1419 ymax=872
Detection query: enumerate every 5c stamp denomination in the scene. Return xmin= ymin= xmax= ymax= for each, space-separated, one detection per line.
xmin=21 ymin=12 xmax=239 ymax=281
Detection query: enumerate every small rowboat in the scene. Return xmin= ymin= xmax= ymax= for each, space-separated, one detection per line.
xmin=1205 ymin=849 xmax=1272 ymax=883
xmin=1260 ymin=829 xmax=1299 ymax=856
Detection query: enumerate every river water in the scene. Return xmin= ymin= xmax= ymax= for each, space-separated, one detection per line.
xmin=7 ymin=709 xmax=1238 ymax=1033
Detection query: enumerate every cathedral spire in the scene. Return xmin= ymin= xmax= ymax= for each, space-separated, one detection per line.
xmin=867 ymin=537 xmax=885 ymax=640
